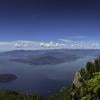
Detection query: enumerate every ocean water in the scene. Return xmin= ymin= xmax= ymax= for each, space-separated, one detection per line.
xmin=0 ymin=56 xmax=95 ymax=96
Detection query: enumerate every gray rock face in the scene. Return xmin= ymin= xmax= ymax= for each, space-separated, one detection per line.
xmin=73 ymin=72 xmax=82 ymax=88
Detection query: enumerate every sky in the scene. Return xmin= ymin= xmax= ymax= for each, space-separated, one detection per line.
xmin=0 ymin=0 xmax=100 ymax=49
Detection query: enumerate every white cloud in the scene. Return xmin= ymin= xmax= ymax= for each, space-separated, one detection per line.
xmin=0 ymin=40 xmax=66 ymax=51
xmin=58 ymin=38 xmax=100 ymax=49
xmin=58 ymin=39 xmax=73 ymax=43
xmin=0 ymin=39 xmax=100 ymax=51
xmin=69 ymin=36 xmax=87 ymax=39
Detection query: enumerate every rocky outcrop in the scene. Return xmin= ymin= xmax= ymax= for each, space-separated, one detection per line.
xmin=72 ymin=72 xmax=82 ymax=88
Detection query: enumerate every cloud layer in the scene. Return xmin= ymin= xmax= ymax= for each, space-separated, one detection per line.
xmin=0 ymin=39 xmax=100 ymax=51
xmin=59 ymin=39 xmax=100 ymax=49
xmin=0 ymin=40 xmax=65 ymax=51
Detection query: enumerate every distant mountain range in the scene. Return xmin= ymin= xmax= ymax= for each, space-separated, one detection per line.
xmin=0 ymin=49 xmax=100 ymax=65
xmin=0 ymin=49 xmax=84 ymax=65
xmin=0 ymin=49 xmax=100 ymax=57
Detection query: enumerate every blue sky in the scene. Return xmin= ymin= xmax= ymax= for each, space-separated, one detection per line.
xmin=0 ymin=0 xmax=100 ymax=42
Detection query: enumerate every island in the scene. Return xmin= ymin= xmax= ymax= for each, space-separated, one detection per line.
xmin=0 ymin=50 xmax=82 ymax=65
xmin=0 ymin=74 xmax=17 ymax=83
xmin=10 ymin=55 xmax=81 ymax=65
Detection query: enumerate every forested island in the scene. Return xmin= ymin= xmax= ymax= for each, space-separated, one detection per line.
xmin=1 ymin=50 xmax=82 ymax=65
xmin=0 ymin=57 xmax=100 ymax=100
xmin=10 ymin=55 xmax=81 ymax=65
xmin=0 ymin=74 xmax=17 ymax=83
